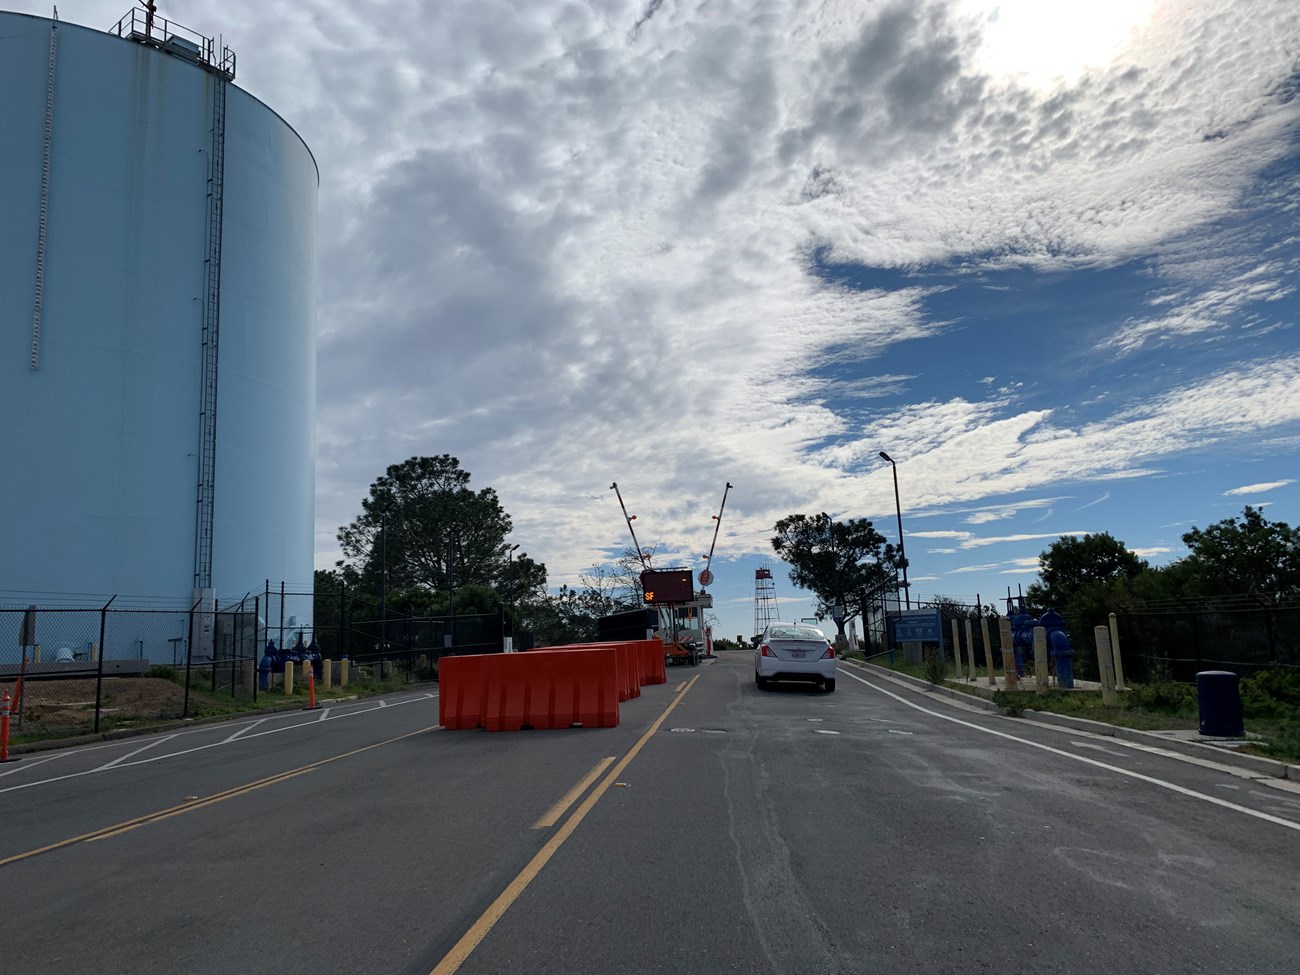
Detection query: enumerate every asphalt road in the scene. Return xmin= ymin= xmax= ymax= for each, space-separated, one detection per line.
xmin=3 ymin=654 xmax=1297 ymax=974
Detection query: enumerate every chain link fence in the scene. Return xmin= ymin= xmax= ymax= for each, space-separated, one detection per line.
xmin=1 ymin=599 xmax=263 ymax=742
xmin=1114 ymin=596 xmax=1300 ymax=683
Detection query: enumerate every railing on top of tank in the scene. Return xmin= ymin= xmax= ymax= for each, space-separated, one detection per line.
xmin=111 ymin=7 xmax=236 ymax=80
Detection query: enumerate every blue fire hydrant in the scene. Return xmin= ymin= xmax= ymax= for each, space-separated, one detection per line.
xmin=1040 ymin=610 xmax=1074 ymax=688
xmin=306 ymin=640 xmax=323 ymax=679
xmin=1011 ymin=612 xmax=1035 ymax=676
xmin=258 ymin=639 xmax=279 ymax=690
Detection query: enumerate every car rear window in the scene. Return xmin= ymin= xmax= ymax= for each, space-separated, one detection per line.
xmin=771 ymin=626 xmax=825 ymax=641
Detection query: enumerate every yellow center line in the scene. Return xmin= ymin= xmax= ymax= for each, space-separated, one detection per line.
xmin=430 ymin=674 xmax=701 ymax=975
xmin=0 ymin=724 xmax=439 ymax=868
xmin=531 ymin=756 xmax=616 ymax=830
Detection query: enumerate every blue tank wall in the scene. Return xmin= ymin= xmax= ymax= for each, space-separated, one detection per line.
xmin=0 ymin=13 xmax=317 ymax=606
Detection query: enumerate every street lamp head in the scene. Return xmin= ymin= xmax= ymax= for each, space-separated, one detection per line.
xmin=509 ymin=543 xmax=520 ymax=552
xmin=879 ymin=451 xmax=893 ymax=463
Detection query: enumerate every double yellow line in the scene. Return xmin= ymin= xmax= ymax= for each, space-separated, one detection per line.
xmin=0 ymin=725 xmax=437 ymax=868
xmin=429 ymin=674 xmax=700 ymax=975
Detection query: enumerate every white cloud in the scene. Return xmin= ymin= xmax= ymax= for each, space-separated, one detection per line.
xmin=1224 ymin=480 xmax=1294 ymax=496
xmin=960 ymin=532 xmax=1089 ymax=549
xmin=19 ymin=1 xmax=1299 ymax=599
xmin=1077 ymin=491 xmax=1111 ymax=510
xmin=1131 ymin=546 xmax=1176 ymax=557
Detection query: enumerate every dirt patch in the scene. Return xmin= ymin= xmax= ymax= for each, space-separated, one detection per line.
xmin=1 ymin=676 xmax=192 ymax=732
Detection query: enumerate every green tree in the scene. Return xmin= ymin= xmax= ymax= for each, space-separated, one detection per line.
xmin=338 ymin=455 xmax=514 ymax=593
xmin=1180 ymin=506 xmax=1300 ymax=599
xmin=1025 ymin=533 xmax=1148 ymax=611
xmin=771 ymin=513 xmax=895 ymax=638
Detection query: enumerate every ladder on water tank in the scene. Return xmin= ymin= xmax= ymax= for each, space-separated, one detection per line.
xmin=195 ymin=76 xmax=227 ymax=590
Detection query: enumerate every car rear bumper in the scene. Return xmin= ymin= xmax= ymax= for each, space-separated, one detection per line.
xmin=756 ymin=658 xmax=836 ymax=682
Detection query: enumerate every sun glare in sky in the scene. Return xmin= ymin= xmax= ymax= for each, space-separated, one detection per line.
xmin=961 ymin=0 xmax=1158 ymax=89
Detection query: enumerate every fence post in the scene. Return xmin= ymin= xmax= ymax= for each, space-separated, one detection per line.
xmin=998 ymin=616 xmax=1019 ymax=690
xmin=980 ymin=614 xmax=996 ymax=685
xmin=950 ymin=618 xmax=962 ymax=679
xmin=252 ymin=595 xmax=260 ymax=703
xmin=964 ymin=618 xmax=976 ymax=683
xmin=93 ymin=596 xmax=116 ymax=734
xmin=279 ymin=580 xmax=285 ymax=653
xmin=211 ymin=597 xmax=220 ymax=694
xmin=1108 ymin=612 xmax=1127 ymax=690
xmin=339 ymin=583 xmax=346 ymax=659
xmin=184 ymin=597 xmax=198 ymax=718
xmin=1033 ymin=626 xmax=1049 ymax=693
xmin=1094 ymin=626 xmax=1119 ymax=706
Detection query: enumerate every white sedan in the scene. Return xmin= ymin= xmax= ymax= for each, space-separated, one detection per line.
xmin=754 ymin=622 xmax=836 ymax=692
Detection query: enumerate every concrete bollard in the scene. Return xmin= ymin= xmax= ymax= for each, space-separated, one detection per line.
xmin=90 ymin=643 xmax=100 ymax=663
xmin=1033 ymin=626 xmax=1048 ymax=693
xmin=339 ymin=660 xmax=349 ymax=688
xmin=1093 ymin=626 xmax=1119 ymax=706
xmin=950 ymin=619 xmax=963 ymax=680
xmin=998 ymin=617 xmax=1019 ymax=690
xmin=981 ymin=616 xmax=996 ymax=685
xmin=1108 ymin=613 xmax=1127 ymax=691
xmin=964 ymin=619 xmax=977 ymax=683
xmin=322 ymin=659 xmax=333 ymax=691
xmin=284 ymin=662 xmax=294 ymax=695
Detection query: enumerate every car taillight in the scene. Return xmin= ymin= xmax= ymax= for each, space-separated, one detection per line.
xmin=760 ymin=644 xmax=775 ymax=657
xmin=822 ymin=644 xmax=835 ymax=659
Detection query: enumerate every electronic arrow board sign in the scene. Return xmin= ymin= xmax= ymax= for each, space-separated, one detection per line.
xmin=641 ymin=569 xmax=694 ymax=604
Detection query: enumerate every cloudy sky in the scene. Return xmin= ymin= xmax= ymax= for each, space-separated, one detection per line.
xmin=33 ymin=1 xmax=1300 ymax=639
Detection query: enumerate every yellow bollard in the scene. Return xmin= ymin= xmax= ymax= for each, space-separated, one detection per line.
xmin=998 ymin=616 xmax=1019 ymax=690
xmin=322 ymin=659 xmax=333 ymax=691
xmin=981 ymin=616 xmax=996 ymax=685
xmin=950 ymin=619 xmax=963 ymax=680
xmin=1033 ymin=626 xmax=1048 ymax=693
xmin=339 ymin=659 xmax=349 ymax=688
xmin=1108 ymin=613 xmax=1127 ymax=691
xmin=90 ymin=643 xmax=100 ymax=662
xmin=964 ymin=619 xmax=977 ymax=683
xmin=1094 ymin=626 xmax=1119 ymax=706
xmin=283 ymin=662 xmax=294 ymax=695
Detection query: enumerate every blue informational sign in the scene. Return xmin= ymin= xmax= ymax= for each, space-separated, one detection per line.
xmin=892 ymin=609 xmax=944 ymax=647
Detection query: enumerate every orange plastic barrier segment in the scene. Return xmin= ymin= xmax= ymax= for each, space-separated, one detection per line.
xmin=439 ymin=655 xmax=487 ymax=730
xmin=472 ymin=647 xmax=620 ymax=731
xmin=634 ymin=639 xmax=667 ymax=685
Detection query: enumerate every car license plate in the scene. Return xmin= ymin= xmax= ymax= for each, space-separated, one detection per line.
xmin=790 ymin=650 xmax=806 ymax=659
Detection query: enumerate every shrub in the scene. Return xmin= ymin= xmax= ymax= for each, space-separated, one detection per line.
xmin=1127 ymin=679 xmax=1196 ymax=713
xmin=921 ymin=648 xmax=946 ymax=684
xmin=146 ymin=665 xmax=180 ymax=683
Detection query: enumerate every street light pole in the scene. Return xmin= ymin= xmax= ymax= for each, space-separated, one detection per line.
xmin=507 ymin=543 xmax=520 ymax=648
xmin=879 ymin=451 xmax=910 ymax=610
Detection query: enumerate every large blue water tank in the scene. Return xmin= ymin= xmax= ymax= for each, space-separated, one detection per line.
xmin=0 ymin=12 xmax=318 ymax=608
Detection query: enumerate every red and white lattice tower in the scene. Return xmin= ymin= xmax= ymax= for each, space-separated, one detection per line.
xmin=753 ymin=566 xmax=779 ymax=637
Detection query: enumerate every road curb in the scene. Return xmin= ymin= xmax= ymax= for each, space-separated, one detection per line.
xmin=842 ymin=659 xmax=1003 ymax=713
xmin=841 ymin=658 xmax=1297 ymax=781
xmin=1019 ymin=708 xmax=1297 ymax=780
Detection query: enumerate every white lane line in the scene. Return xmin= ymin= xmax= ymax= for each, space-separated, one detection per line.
xmin=95 ymin=735 xmax=179 ymax=771
xmin=223 ymin=719 xmax=269 ymax=743
xmin=0 ymin=692 xmax=438 ymax=796
xmin=317 ymin=709 xmax=331 ymax=722
xmin=1070 ymin=740 xmax=1127 ymax=757
xmin=0 ymin=753 xmax=65 ymax=778
xmin=839 ymin=669 xmax=1300 ymax=833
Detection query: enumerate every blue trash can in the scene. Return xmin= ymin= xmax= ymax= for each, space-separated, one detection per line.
xmin=1196 ymin=671 xmax=1244 ymax=737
